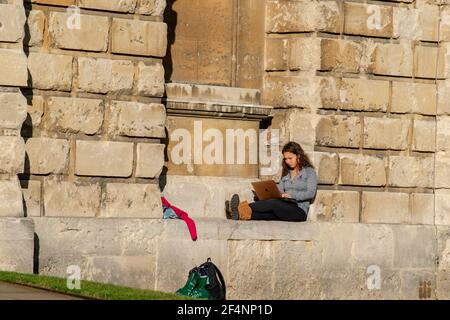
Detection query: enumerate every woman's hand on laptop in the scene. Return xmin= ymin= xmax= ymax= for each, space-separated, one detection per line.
xmin=281 ymin=193 xmax=292 ymax=198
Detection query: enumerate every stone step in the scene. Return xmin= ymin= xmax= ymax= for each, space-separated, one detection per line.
xmin=28 ymin=217 xmax=448 ymax=300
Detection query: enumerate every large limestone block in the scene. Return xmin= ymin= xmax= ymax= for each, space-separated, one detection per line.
xmin=49 ymin=12 xmax=109 ymax=51
xmin=111 ymin=18 xmax=167 ymax=57
xmin=392 ymin=225 xmax=437 ymax=268
xmin=79 ymin=0 xmax=137 ymax=12
xmin=100 ymin=183 xmax=162 ymax=218
xmin=0 ymin=178 xmax=24 ymax=217
xmin=0 ymin=136 xmax=25 ymax=174
xmin=316 ymin=115 xmax=361 ymax=148
xmin=0 ymin=218 xmax=34 ymax=273
xmin=369 ymin=43 xmax=413 ymax=77
xmin=288 ymin=38 xmax=321 ymax=71
xmin=339 ymin=154 xmax=386 ymax=187
xmin=344 ymin=2 xmax=393 ymax=38
xmin=21 ymin=180 xmax=41 ymax=217
xmin=413 ymin=119 xmax=436 ymax=152
xmin=437 ymin=116 xmax=450 ymax=152
xmin=321 ymin=39 xmax=362 ymax=73
xmin=27 ymin=10 xmax=45 ymax=47
xmin=77 ymin=57 xmax=134 ymax=94
xmin=136 ymin=61 xmax=165 ymax=97
xmin=28 ymin=53 xmax=73 ymax=91
xmin=435 ymin=154 xmax=450 ymax=189
xmin=0 ymin=4 xmax=26 ymax=42
xmin=264 ymin=38 xmax=288 ymax=71
xmin=393 ymin=7 xmax=421 ymax=40
xmin=25 ymin=138 xmax=70 ymax=175
xmin=415 ymin=45 xmax=445 ymax=79
xmin=44 ymin=180 xmax=101 ymax=217
xmin=136 ymin=143 xmax=165 ymax=178
xmin=0 ymin=49 xmax=28 ymax=86
xmin=75 ymin=140 xmax=133 ymax=177
xmin=363 ymin=117 xmax=410 ymax=150
xmin=411 ymin=193 xmax=435 ymax=225
xmin=108 ymin=101 xmax=166 ymax=138
xmin=392 ymin=81 xmax=436 ymax=115
xmin=361 ymin=192 xmax=410 ymax=224
xmin=309 ymin=190 xmax=359 ymax=223
xmin=312 ymin=152 xmax=338 ymax=185
xmin=388 ymin=156 xmax=434 ymax=188
xmin=138 ymin=0 xmax=166 ymax=16
xmin=0 ymin=92 xmax=27 ymax=130
xmin=47 ymin=96 xmax=104 ymax=135
xmin=436 ymin=190 xmax=450 ymax=225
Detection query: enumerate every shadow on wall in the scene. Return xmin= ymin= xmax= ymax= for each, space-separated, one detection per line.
xmin=163 ymin=0 xmax=177 ymax=83
xmin=19 ymin=2 xmax=33 ymax=219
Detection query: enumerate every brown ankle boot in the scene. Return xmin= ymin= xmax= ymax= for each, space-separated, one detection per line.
xmin=238 ymin=201 xmax=252 ymax=220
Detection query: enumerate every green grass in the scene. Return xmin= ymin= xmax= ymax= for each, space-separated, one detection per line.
xmin=0 ymin=271 xmax=197 ymax=300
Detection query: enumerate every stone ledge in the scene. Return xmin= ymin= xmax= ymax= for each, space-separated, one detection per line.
xmin=30 ymin=217 xmax=446 ymax=299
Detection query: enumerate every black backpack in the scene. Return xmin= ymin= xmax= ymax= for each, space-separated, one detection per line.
xmin=176 ymin=258 xmax=226 ymax=300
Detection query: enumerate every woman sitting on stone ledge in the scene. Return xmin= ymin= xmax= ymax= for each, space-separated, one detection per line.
xmin=227 ymin=141 xmax=318 ymax=222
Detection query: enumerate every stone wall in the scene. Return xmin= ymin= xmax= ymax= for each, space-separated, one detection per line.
xmin=15 ymin=0 xmax=168 ymax=218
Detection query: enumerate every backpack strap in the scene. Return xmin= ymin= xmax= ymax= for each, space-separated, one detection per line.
xmin=210 ymin=262 xmax=226 ymax=300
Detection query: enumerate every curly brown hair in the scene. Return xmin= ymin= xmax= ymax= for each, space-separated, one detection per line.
xmin=281 ymin=141 xmax=315 ymax=177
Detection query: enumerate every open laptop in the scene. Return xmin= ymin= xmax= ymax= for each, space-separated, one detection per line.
xmin=251 ymin=180 xmax=297 ymax=204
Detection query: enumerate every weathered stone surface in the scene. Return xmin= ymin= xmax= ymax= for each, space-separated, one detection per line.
xmin=289 ymin=38 xmax=321 ymax=71
xmin=339 ymin=78 xmax=389 ymax=112
xmin=162 ymin=175 xmax=256 ymax=219
xmin=0 ymin=136 xmax=25 ymax=174
xmin=344 ymin=2 xmax=393 ymax=38
xmin=370 ymin=43 xmax=413 ymax=77
xmin=138 ymin=0 xmax=166 ymax=16
xmin=393 ymin=7 xmax=420 ymax=40
xmin=392 ymin=81 xmax=436 ymax=115
xmin=136 ymin=61 xmax=165 ymax=97
xmin=79 ymin=0 xmax=137 ymax=12
xmin=27 ymin=10 xmax=45 ymax=46
xmin=263 ymin=75 xmax=321 ymax=109
xmin=109 ymin=101 xmax=166 ymax=138
xmin=111 ymin=18 xmax=167 ymax=57
xmin=25 ymin=138 xmax=70 ymax=175
xmin=363 ymin=117 xmax=410 ymax=150
xmin=28 ymin=53 xmax=73 ymax=91
xmin=136 ymin=143 xmax=165 ymax=178
xmin=0 ymin=92 xmax=27 ymax=130
xmin=75 ymin=140 xmax=133 ymax=177
xmin=0 ymin=218 xmax=34 ymax=272
xmin=0 ymin=178 xmax=23 ymax=217
xmin=312 ymin=152 xmax=338 ymax=185
xmin=388 ymin=156 xmax=434 ymax=188
xmin=77 ymin=57 xmax=134 ymax=94
xmin=415 ymin=45 xmax=444 ymax=79
xmin=309 ymin=190 xmax=359 ymax=223
xmin=265 ymin=0 xmax=316 ymax=33
xmin=49 ymin=12 xmax=109 ymax=51
xmin=411 ymin=193 xmax=434 ymax=225
xmin=392 ymin=225 xmax=437 ymax=268
xmin=435 ymin=154 xmax=450 ymax=189
xmin=362 ymin=192 xmax=410 ymax=224
xmin=321 ymin=39 xmax=362 ymax=73
xmin=417 ymin=2 xmax=440 ymax=42
xmin=100 ymin=183 xmax=161 ymax=218
xmin=339 ymin=154 xmax=386 ymax=187
xmin=264 ymin=38 xmax=287 ymax=71
xmin=437 ymin=116 xmax=450 ymax=152
xmin=413 ymin=119 xmax=436 ymax=152
xmin=44 ymin=180 xmax=101 ymax=217
xmin=436 ymin=190 xmax=450 ymax=225
xmin=21 ymin=180 xmax=41 ymax=217
xmin=438 ymin=80 xmax=450 ymax=115
xmin=0 ymin=49 xmax=28 ymax=86
xmin=316 ymin=115 xmax=361 ymax=148
xmin=0 ymin=4 xmax=26 ymax=42
xmin=47 ymin=97 xmax=104 ymax=135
